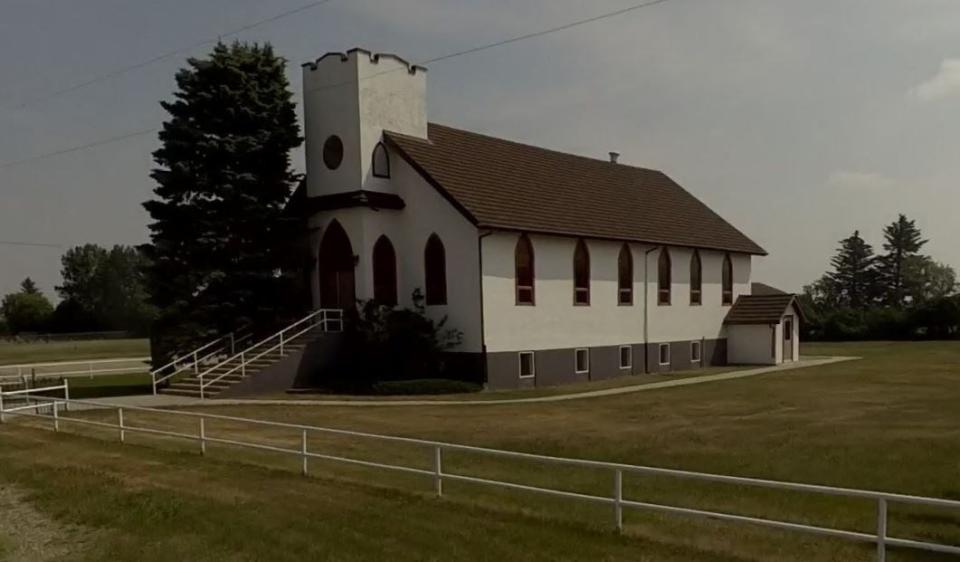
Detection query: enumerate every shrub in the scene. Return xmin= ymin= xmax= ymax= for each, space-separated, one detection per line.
xmin=371 ymin=379 xmax=481 ymax=396
xmin=320 ymin=290 xmax=463 ymax=392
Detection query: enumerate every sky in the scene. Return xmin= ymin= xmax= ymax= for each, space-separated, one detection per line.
xmin=1 ymin=0 xmax=959 ymax=298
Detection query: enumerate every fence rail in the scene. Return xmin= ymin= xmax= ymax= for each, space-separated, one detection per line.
xmin=0 ymin=358 xmax=150 ymax=386
xmin=1 ymin=388 xmax=958 ymax=561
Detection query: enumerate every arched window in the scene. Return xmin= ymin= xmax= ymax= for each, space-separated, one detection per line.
xmin=372 ymin=142 xmax=390 ymax=178
xmin=573 ymin=239 xmax=590 ymax=305
xmin=372 ymin=235 xmax=397 ymax=306
xmin=658 ymin=248 xmax=672 ymax=306
xmin=424 ymin=234 xmax=447 ymax=305
xmin=722 ymin=253 xmax=734 ymax=305
xmin=690 ymin=250 xmax=702 ymax=305
xmin=515 ymin=234 xmax=535 ymax=305
xmin=618 ymin=244 xmax=633 ymax=305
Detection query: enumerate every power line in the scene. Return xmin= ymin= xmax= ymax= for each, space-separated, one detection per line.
xmin=2 ymin=0 xmax=676 ymax=170
xmin=0 ymin=240 xmax=63 ymax=249
xmin=0 ymin=128 xmax=157 ymax=170
xmin=304 ymin=0 xmax=675 ymax=95
xmin=7 ymin=0 xmax=336 ymax=111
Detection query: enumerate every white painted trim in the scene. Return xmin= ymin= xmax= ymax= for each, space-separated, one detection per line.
xmin=618 ymin=346 xmax=632 ymax=369
xmin=518 ymin=351 xmax=536 ymax=379
xmin=658 ymin=343 xmax=671 ymax=366
xmin=574 ymin=348 xmax=590 ymax=374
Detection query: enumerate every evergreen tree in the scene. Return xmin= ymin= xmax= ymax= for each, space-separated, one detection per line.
xmin=877 ymin=214 xmax=928 ymax=306
xmin=823 ymin=230 xmax=878 ymax=309
xmin=142 ymin=42 xmax=302 ymax=358
xmin=20 ymin=278 xmax=40 ymax=295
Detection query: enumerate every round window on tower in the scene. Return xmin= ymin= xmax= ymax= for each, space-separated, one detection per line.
xmin=323 ymin=135 xmax=344 ymax=170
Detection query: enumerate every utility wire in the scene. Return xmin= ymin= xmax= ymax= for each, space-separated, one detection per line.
xmin=0 ymin=128 xmax=157 ymax=170
xmin=6 ymin=0 xmax=336 ymax=111
xmin=2 ymin=0 xmax=675 ymax=170
xmin=302 ymin=0 xmax=675 ymax=96
xmin=0 ymin=240 xmax=63 ymax=249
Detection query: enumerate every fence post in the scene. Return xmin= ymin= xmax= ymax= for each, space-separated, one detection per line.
xmin=152 ymin=372 xmax=157 ymax=396
xmin=280 ymin=332 xmax=285 ymax=356
xmin=0 ymin=387 xmax=5 ymax=423
xmin=193 ymin=351 xmax=199 ymax=374
xmin=433 ymin=445 xmax=443 ymax=497
xmin=614 ymin=469 xmax=624 ymax=532
xmin=876 ymin=498 xmax=887 ymax=562
xmin=301 ymin=430 xmax=308 ymax=476
xmin=199 ymin=417 xmax=206 ymax=456
xmin=241 ymin=352 xmax=246 ymax=378
xmin=200 ymin=376 xmax=205 ymax=400
xmin=63 ymin=379 xmax=70 ymax=412
xmin=118 ymin=408 xmax=125 ymax=444
xmin=52 ymin=401 xmax=60 ymax=432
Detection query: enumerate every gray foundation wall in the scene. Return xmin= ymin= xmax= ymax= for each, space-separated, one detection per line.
xmin=485 ymin=338 xmax=727 ymax=390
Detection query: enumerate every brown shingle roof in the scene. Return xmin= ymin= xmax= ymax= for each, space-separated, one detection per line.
xmin=724 ymin=294 xmax=803 ymax=325
xmin=385 ymin=123 xmax=766 ymax=255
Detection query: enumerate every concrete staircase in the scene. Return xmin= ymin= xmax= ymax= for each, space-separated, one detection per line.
xmin=157 ymin=309 xmax=343 ymax=399
xmin=160 ymin=342 xmax=308 ymax=398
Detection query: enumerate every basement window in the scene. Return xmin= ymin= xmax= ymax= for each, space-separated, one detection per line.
xmin=691 ymin=341 xmax=702 ymax=363
xmin=619 ymin=346 xmax=632 ymax=369
xmin=575 ymin=349 xmax=590 ymax=374
xmin=659 ymin=343 xmax=671 ymax=366
xmin=519 ymin=352 xmax=535 ymax=378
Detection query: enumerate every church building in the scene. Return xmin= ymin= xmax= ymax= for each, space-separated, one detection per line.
xmin=292 ymin=48 xmax=802 ymax=389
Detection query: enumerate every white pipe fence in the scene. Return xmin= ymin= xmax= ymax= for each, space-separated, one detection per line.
xmin=0 ymin=357 xmax=150 ymax=385
xmin=1 ymin=388 xmax=958 ymax=561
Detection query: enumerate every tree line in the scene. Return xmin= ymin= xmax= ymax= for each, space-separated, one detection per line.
xmin=0 ymin=245 xmax=156 ymax=337
xmin=801 ymin=214 xmax=959 ymax=340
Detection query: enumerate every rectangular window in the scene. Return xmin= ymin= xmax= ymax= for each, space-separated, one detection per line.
xmin=575 ymin=348 xmax=590 ymax=374
xmin=619 ymin=346 xmax=632 ymax=369
xmin=784 ymin=318 xmax=793 ymax=341
xmin=691 ymin=341 xmax=702 ymax=363
xmin=574 ymin=287 xmax=590 ymax=306
xmin=519 ymin=352 xmax=535 ymax=378
xmin=618 ymin=288 xmax=632 ymax=306
xmin=658 ymin=343 xmax=671 ymax=366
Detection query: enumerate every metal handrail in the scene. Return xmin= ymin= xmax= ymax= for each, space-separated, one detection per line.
xmin=196 ymin=310 xmax=342 ymax=399
xmin=4 ymin=392 xmax=960 ymax=561
xmin=150 ymin=331 xmax=253 ymax=395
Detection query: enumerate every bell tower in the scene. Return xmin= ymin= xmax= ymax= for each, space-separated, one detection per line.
xmin=302 ymin=49 xmax=428 ymax=198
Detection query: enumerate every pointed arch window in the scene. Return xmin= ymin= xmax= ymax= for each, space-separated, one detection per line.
xmin=515 ymin=234 xmax=535 ymax=305
xmin=424 ymin=234 xmax=447 ymax=305
xmin=690 ymin=250 xmax=702 ymax=305
xmin=722 ymin=253 xmax=734 ymax=306
xmin=618 ymin=244 xmax=633 ymax=305
xmin=372 ymin=235 xmax=398 ymax=306
xmin=372 ymin=142 xmax=390 ymax=178
xmin=573 ymin=239 xmax=590 ymax=305
xmin=658 ymin=248 xmax=672 ymax=306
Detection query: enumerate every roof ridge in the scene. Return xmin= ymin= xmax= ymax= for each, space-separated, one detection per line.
xmin=424 ymin=122 xmax=665 ymax=175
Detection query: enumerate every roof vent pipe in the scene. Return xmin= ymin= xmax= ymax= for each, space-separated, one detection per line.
xmin=609 ymin=151 xmax=620 ymax=164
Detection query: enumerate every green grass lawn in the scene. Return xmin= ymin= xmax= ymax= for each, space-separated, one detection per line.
xmin=1 ymin=341 xmax=959 ymax=561
xmin=0 ymin=339 xmax=150 ymax=366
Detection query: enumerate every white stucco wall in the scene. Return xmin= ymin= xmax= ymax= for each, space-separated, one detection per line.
xmin=307 ymin=152 xmax=482 ymax=352
xmin=302 ymin=51 xmax=427 ymax=199
xmin=728 ymin=324 xmax=776 ymax=365
xmin=480 ymin=232 xmax=754 ymax=353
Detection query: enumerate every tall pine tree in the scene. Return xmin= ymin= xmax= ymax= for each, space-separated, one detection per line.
xmin=823 ymin=230 xmax=878 ymax=309
xmin=877 ymin=214 xmax=927 ymax=306
xmin=142 ymin=42 xmax=302 ymax=358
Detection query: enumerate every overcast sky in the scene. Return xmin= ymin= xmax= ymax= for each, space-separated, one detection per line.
xmin=2 ymin=0 xmax=959 ymax=298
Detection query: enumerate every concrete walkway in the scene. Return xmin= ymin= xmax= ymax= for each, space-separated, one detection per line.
xmin=81 ymin=356 xmax=857 ymax=410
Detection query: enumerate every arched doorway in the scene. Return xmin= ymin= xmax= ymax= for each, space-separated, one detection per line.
xmin=318 ymin=220 xmax=356 ymax=309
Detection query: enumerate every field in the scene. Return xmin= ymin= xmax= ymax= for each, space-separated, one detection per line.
xmin=0 ymin=341 xmax=958 ymax=561
xmin=0 ymin=339 xmax=150 ymax=366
